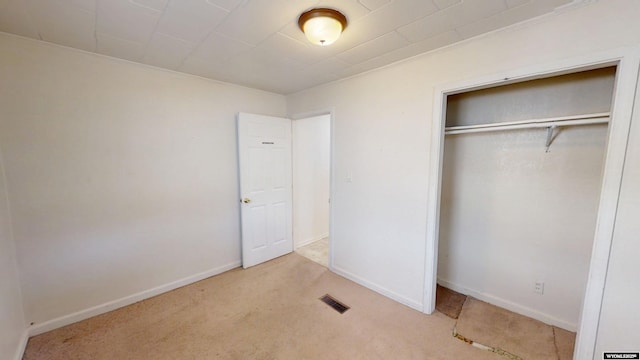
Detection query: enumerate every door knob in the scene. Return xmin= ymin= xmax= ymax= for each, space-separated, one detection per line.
xmin=242 ymin=198 xmax=251 ymax=204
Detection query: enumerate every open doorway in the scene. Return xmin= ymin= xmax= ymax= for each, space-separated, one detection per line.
xmin=292 ymin=114 xmax=331 ymax=267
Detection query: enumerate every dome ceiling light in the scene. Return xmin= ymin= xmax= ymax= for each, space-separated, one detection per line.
xmin=298 ymin=8 xmax=347 ymax=46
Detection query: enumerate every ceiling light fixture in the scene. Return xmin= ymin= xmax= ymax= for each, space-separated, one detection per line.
xmin=298 ymin=8 xmax=347 ymax=46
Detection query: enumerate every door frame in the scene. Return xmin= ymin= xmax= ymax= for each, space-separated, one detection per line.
xmin=290 ymin=109 xmax=335 ymax=270
xmin=424 ymin=48 xmax=640 ymax=360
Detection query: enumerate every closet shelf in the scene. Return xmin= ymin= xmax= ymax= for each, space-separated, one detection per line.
xmin=444 ymin=112 xmax=610 ymax=135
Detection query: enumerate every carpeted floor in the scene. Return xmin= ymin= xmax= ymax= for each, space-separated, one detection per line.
xmin=454 ymin=297 xmax=575 ymax=360
xmin=23 ymin=253 xmax=574 ymax=359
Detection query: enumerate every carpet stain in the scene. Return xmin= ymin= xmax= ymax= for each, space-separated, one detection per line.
xmin=453 ymin=327 xmax=523 ymax=360
xmin=436 ymin=285 xmax=467 ymax=319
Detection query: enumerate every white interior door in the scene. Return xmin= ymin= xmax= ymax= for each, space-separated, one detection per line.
xmin=237 ymin=112 xmax=293 ymax=268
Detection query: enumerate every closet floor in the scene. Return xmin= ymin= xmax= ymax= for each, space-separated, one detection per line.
xmin=437 ymin=287 xmax=575 ymax=360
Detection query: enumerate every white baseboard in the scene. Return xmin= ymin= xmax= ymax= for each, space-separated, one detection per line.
xmin=14 ymin=329 xmax=29 ymax=360
xmin=437 ymin=278 xmax=577 ymax=331
xmin=332 ymin=265 xmax=423 ymax=312
xmin=28 ymin=261 xmax=241 ymax=336
xmin=295 ymin=233 xmax=329 ymax=248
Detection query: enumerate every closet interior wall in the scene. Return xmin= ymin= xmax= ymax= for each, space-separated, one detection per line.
xmin=437 ymin=67 xmax=616 ymax=331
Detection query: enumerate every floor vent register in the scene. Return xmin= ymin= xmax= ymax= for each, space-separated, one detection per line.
xmin=320 ymin=294 xmax=350 ymax=314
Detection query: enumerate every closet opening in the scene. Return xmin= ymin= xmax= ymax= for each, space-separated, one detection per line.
xmin=427 ymin=62 xmax=626 ymax=359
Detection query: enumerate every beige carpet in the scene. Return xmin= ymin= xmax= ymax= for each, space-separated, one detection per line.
xmin=24 ymin=254 xmax=576 ymax=360
xmin=295 ymin=237 xmax=329 ymax=267
xmin=25 ymin=253 xmax=506 ymax=360
xmin=455 ymin=297 xmax=575 ymax=360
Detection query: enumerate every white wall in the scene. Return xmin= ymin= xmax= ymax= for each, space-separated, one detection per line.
xmin=439 ymin=126 xmax=607 ymax=330
xmin=286 ymin=0 xmax=640 ymax=352
xmin=446 ymin=68 xmax=616 ymax=127
xmin=0 ymin=149 xmax=26 ymax=360
xmin=595 ymin=76 xmax=640 ymax=354
xmin=0 ymin=32 xmax=286 ymax=327
xmin=293 ymin=114 xmax=330 ymax=248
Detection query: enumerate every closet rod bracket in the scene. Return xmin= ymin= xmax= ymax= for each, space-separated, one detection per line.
xmin=545 ymin=125 xmax=557 ymax=153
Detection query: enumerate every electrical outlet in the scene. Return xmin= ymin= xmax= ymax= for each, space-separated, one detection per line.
xmin=534 ymin=281 xmax=545 ymax=295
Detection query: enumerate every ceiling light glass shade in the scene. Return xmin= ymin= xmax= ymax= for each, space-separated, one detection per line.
xmin=302 ymin=17 xmax=343 ymax=46
xmin=298 ymin=8 xmax=347 ymax=46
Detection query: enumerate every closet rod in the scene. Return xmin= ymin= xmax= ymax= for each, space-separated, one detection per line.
xmin=444 ymin=112 xmax=609 ymax=135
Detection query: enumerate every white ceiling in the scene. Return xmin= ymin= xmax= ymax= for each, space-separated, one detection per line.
xmin=0 ymin=0 xmax=578 ymax=94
